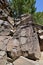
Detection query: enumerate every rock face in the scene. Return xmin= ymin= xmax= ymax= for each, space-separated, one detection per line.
xmin=10 ymin=15 xmax=40 ymax=60
xmin=13 ymin=56 xmax=35 ymax=65
xmin=0 ymin=0 xmax=41 ymax=64
xmin=0 ymin=36 xmax=12 ymax=51
xmin=6 ymin=15 xmax=41 ymax=60
xmin=0 ymin=15 xmax=41 ymax=61
xmin=0 ymin=0 xmax=14 ymax=30
xmin=0 ymin=51 xmax=7 ymax=65
xmin=0 ymin=21 xmax=11 ymax=36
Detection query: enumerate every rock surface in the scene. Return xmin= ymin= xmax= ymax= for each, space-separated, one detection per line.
xmin=0 ymin=0 xmax=42 ymax=64
xmin=13 ymin=56 xmax=35 ymax=65
xmin=0 ymin=51 xmax=7 ymax=65
xmin=0 ymin=36 xmax=12 ymax=51
xmin=12 ymin=24 xmax=41 ymax=60
xmin=13 ymin=56 xmax=43 ymax=65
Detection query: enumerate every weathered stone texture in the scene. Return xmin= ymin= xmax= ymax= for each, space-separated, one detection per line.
xmin=0 ymin=0 xmax=41 ymax=63
xmin=0 ymin=51 xmax=7 ymax=65
xmin=13 ymin=56 xmax=35 ymax=65
xmin=6 ymin=24 xmax=41 ymax=60
xmin=0 ymin=36 xmax=12 ymax=51
xmin=12 ymin=25 xmax=41 ymax=59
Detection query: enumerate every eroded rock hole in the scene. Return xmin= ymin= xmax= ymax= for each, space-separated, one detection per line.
xmin=6 ymin=51 xmax=12 ymax=59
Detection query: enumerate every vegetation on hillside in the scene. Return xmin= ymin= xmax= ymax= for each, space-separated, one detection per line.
xmin=34 ymin=12 xmax=43 ymax=25
xmin=8 ymin=0 xmax=43 ymax=25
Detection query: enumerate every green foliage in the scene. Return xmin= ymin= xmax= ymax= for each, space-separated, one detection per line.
xmin=33 ymin=12 xmax=43 ymax=25
xmin=9 ymin=0 xmax=36 ymax=17
xmin=9 ymin=0 xmax=23 ymax=17
xmin=8 ymin=0 xmax=43 ymax=25
xmin=29 ymin=0 xmax=36 ymax=14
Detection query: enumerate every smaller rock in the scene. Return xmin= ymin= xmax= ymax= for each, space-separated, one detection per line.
xmin=0 ymin=36 xmax=12 ymax=51
xmin=0 ymin=50 xmax=7 ymax=65
xmin=6 ymin=63 xmax=12 ymax=65
xmin=13 ymin=56 xmax=35 ymax=65
xmin=7 ymin=57 xmax=13 ymax=63
xmin=3 ymin=21 xmax=9 ymax=26
xmin=0 ymin=20 xmax=4 ymax=25
xmin=0 ymin=58 xmax=7 ymax=65
xmin=0 ymin=51 xmax=6 ymax=57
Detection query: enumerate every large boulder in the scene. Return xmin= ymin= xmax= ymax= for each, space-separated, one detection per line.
xmin=13 ymin=24 xmax=41 ymax=59
xmin=6 ymin=25 xmax=41 ymax=60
